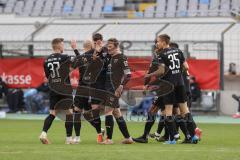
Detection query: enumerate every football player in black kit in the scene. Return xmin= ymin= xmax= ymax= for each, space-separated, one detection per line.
xmin=150 ymin=42 xmax=202 ymax=143
xmin=70 ymin=34 xmax=107 ymax=144
xmin=101 ymin=38 xmax=133 ymax=144
xmin=145 ymin=34 xmax=199 ymax=144
xmin=69 ymin=39 xmax=93 ymax=144
xmin=39 ymin=38 xmax=77 ymax=144
xmin=132 ymin=39 xmax=165 ymax=143
xmin=133 ymin=39 xmax=175 ymax=143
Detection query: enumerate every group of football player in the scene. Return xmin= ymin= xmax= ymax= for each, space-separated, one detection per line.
xmin=133 ymin=35 xmax=202 ymax=144
xmin=39 ymin=33 xmax=202 ymax=145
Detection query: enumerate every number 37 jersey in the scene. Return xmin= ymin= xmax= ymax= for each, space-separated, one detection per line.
xmin=157 ymin=47 xmax=186 ymax=86
xmin=44 ymin=53 xmax=73 ymax=95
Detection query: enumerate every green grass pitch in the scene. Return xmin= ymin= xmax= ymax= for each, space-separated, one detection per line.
xmin=0 ymin=119 xmax=240 ymax=160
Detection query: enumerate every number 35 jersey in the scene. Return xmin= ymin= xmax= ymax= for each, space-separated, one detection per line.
xmin=44 ymin=53 xmax=73 ymax=95
xmin=157 ymin=47 xmax=185 ymax=86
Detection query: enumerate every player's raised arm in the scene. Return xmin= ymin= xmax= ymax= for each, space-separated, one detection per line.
xmin=70 ymin=39 xmax=80 ymax=56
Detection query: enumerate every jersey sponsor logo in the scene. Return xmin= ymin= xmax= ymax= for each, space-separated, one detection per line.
xmin=0 ymin=72 xmax=32 ymax=85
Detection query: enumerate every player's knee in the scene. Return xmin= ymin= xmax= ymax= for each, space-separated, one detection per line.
xmin=180 ymin=107 xmax=189 ymax=115
xmin=112 ymin=108 xmax=122 ymax=118
xmin=83 ymin=109 xmax=100 ymax=121
xmin=105 ymin=106 xmax=113 ymax=115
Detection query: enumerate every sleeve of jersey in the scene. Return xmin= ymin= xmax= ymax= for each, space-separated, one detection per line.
xmin=158 ymin=55 xmax=165 ymax=65
xmin=180 ymin=50 xmax=186 ymax=63
xmin=121 ymin=55 xmax=131 ymax=85
xmin=43 ymin=61 xmax=50 ymax=78
xmin=73 ymin=49 xmax=80 ymax=56
xmin=144 ymin=58 xmax=158 ymax=85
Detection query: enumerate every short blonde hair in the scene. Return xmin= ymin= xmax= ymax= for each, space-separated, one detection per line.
xmin=51 ymin=38 xmax=64 ymax=50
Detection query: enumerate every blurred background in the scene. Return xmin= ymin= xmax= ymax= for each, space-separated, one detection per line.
xmin=0 ymin=0 xmax=240 ymax=120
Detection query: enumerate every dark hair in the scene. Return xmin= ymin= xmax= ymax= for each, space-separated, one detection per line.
xmin=92 ymin=33 xmax=103 ymax=41
xmin=108 ymin=38 xmax=119 ymax=47
xmin=158 ymin=34 xmax=170 ymax=45
xmin=51 ymin=38 xmax=64 ymax=49
xmin=169 ymin=42 xmax=179 ymax=48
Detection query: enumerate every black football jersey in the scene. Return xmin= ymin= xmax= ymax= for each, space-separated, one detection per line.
xmin=158 ymin=47 xmax=185 ymax=86
xmin=44 ymin=53 xmax=73 ymax=95
xmin=78 ymin=47 xmax=110 ymax=89
xmin=106 ymin=54 xmax=131 ymax=90
xmin=72 ymin=50 xmax=93 ymax=84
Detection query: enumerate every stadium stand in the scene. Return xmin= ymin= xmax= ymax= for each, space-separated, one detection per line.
xmin=98 ymin=24 xmax=165 ymax=41
xmin=0 ymin=0 xmax=239 ymax=18
xmin=176 ymin=0 xmax=188 ymax=17
xmin=33 ymin=24 xmax=102 ymax=41
xmin=0 ymin=24 xmax=35 ymax=41
xmin=0 ymin=14 xmax=239 ymax=72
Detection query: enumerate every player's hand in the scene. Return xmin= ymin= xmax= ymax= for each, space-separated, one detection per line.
xmin=71 ymin=39 xmax=77 ymax=50
xmin=95 ymin=44 xmax=102 ymax=52
xmin=115 ymin=85 xmax=123 ymax=97
xmin=92 ymin=51 xmax=99 ymax=61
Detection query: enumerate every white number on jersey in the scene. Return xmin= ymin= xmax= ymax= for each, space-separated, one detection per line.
xmin=47 ymin=62 xmax=60 ymax=78
xmin=168 ymin=53 xmax=180 ymax=70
